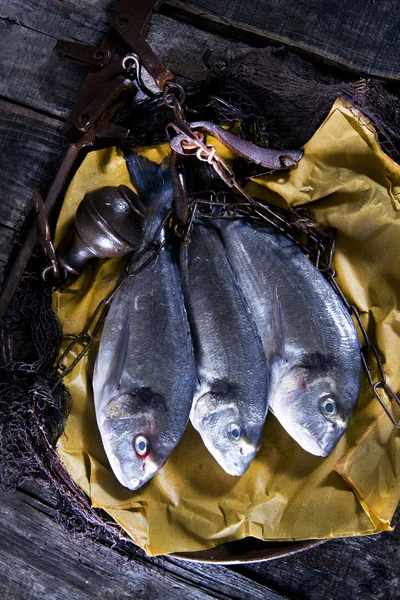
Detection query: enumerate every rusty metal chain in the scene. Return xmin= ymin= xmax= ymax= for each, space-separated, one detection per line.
xmin=328 ymin=278 xmax=400 ymax=429
xmin=33 ymin=189 xmax=67 ymax=284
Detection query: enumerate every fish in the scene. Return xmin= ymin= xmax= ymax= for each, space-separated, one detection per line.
xmin=215 ymin=218 xmax=362 ymax=456
xmin=180 ymin=220 xmax=269 ymax=475
xmin=93 ymin=155 xmax=196 ymax=490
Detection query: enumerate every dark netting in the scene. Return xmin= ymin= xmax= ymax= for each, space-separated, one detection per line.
xmin=119 ymin=46 xmax=400 ymax=163
xmin=0 ymin=268 xmax=146 ymax=557
xmin=211 ymin=47 xmax=400 ymax=160
xmin=0 ymin=269 xmax=68 ymax=489
xmin=2 ymin=44 xmax=400 ymax=555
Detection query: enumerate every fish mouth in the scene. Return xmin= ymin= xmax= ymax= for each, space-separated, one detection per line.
xmin=120 ymin=457 xmax=160 ymax=491
xmin=223 ymin=461 xmax=252 ymax=477
xmin=295 ymin=423 xmax=344 ymax=457
xmin=211 ymin=442 xmax=258 ymax=477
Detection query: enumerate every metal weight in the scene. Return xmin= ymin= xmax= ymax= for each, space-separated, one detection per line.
xmin=58 ymin=185 xmax=147 ymax=274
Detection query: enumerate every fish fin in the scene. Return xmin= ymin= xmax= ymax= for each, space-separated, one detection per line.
xmin=124 ymin=152 xmax=172 ymax=200
xmin=268 ymin=286 xmax=286 ymax=364
xmin=107 ymin=308 xmax=131 ymax=395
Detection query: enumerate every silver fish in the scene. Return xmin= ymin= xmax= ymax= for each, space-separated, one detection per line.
xmin=215 ymin=219 xmax=361 ymax=456
xmin=180 ymin=221 xmax=269 ymax=475
xmin=93 ymin=156 xmax=196 ymax=490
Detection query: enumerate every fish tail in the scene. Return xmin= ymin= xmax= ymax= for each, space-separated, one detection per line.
xmin=124 ymin=152 xmax=172 ymax=200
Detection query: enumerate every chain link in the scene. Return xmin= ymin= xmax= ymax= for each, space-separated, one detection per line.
xmin=33 ymin=189 xmax=67 ymax=284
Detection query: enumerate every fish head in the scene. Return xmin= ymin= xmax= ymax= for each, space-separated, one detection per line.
xmin=191 ymin=390 xmax=263 ymax=476
xmin=99 ymin=389 xmax=175 ymax=490
xmin=271 ymin=362 xmax=360 ymax=456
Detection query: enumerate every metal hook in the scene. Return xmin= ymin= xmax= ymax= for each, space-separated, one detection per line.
xmin=122 ymin=52 xmax=156 ymax=97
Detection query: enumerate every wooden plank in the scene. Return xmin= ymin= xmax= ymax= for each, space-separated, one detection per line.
xmin=13 ymin=481 xmax=400 ymax=600
xmin=0 ymin=19 xmax=88 ymax=120
xmin=148 ymin=13 xmax=241 ymax=83
xmin=6 ymin=0 xmax=400 ymax=81
xmin=0 ymin=226 xmax=17 ymax=286
xmin=0 ymin=99 xmax=65 ymax=230
xmin=0 ymin=483 xmax=285 ymax=600
xmin=233 ymin=507 xmax=400 ymax=600
xmin=0 ymin=9 xmax=234 ymax=118
xmin=4 ymin=0 xmax=117 ymax=43
xmin=178 ymin=0 xmax=400 ymax=80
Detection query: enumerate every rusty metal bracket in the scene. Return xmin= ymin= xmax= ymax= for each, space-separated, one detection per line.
xmin=111 ymin=9 xmax=174 ymax=90
xmin=0 ymin=0 xmax=170 ymax=321
xmin=56 ymin=0 xmax=171 ymax=140
xmin=54 ymin=41 xmax=111 ymax=69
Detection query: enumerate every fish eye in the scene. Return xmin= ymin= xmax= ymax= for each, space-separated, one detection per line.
xmin=228 ymin=423 xmax=242 ymax=442
xmin=320 ymin=397 xmax=338 ymax=419
xmin=134 ymin=435 xmax=149 ymax=456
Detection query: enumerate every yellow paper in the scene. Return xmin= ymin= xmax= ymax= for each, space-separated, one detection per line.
xmin=54 ymin=100 xmax=400 ymax=556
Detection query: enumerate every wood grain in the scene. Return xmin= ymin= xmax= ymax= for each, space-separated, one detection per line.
xmin=0 ymin=482 xmax=284 ymax=600
xmin=3 ymin=482 xmax=398 ymax=600
xmin=0 ymin=226 xmax=18 ymax=286
xmin=0 ymin=98 xmax=66 ymax=281
xmin=0 ymin=99 xmax=65 ymax=229
xmin=234 ymin=507 xmax=400 ymax=600
xmin=182 ymin=0 xmax=400 ymax=80
xmin=0 ymin=10 xmax=238 ymax=118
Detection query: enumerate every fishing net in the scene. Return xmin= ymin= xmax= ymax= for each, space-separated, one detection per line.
xmin=1 ymin=45 xmax=399 ymax=555
xmin=119 ymin=47 xmax=400 ymax=162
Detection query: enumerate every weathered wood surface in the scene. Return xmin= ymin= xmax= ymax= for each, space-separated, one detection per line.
xmin=0 ymin=482 xmax=285 ymax=600
xmin=0 ymin=483 xmax=399 ymax=600
xmin=0 ymin=100 xmax=66 ymax=281
xmin=235 ymin=510 xmax=400 ymax=600
xmin=0 ymin=3 xmax=231 ymax=120
xmin=0 ymin=0 xmax=399 ymax=598
xmin=182 ymin=0 xmax=400 ymax=80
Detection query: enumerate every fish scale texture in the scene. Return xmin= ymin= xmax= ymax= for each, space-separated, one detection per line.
xmin=217 ymin=220 xmax=362 ymax=456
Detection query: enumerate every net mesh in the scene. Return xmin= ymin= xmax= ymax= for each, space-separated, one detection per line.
xmin=119 ymin=47 xmax=400 ymax=163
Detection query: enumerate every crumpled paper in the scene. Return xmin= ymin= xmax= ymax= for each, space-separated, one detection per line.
xmin=53 ymin=99 xmax=400 ymax=556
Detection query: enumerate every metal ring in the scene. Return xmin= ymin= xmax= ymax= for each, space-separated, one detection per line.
xmin=163 ymin=82 xmax=186 ymax=108
xmin=41 ymin=263 xmax=68 ymax=285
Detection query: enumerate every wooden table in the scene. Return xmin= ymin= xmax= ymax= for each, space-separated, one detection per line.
xmin=0 ymin=1 xmax=399 ymax=597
